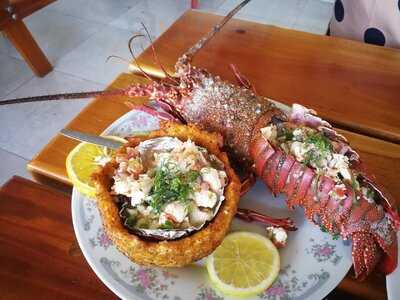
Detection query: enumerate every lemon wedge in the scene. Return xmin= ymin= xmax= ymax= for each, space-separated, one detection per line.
xmin=66 ymin=136 xmax=127 ymax=198
xmin=206 ymin=231 xmax=280 ymax=297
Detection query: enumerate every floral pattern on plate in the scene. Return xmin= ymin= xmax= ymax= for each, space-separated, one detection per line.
xmin=306 ymin=238 xmax=342 ymax=266
xmin=71 ymin=110 xmax=353 ymax=300
xmin=259 ymin=265 xmax=329 ymax=300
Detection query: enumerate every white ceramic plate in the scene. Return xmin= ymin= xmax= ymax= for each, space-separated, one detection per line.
xmin=71 ymin=110 xmax=352 ymax=300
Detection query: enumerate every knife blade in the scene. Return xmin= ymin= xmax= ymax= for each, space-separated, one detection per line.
xmin=60 ymin=129 xmax=124 ymax=149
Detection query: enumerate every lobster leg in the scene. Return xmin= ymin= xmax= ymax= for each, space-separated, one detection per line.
xmin=352 ymin=232 xmax=382 ymax=280
xmin=235 ymin=208 xmax=297 ymax=231
xmin=240 ymin=173 xmax=256 ymax=196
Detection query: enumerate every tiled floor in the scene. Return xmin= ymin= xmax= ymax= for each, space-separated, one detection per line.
xmin=0 ymin=0 xmax=333 ymax=185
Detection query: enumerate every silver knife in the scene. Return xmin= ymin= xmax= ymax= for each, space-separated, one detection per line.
xmin=60 ymin=129 xmax=124 ymax=149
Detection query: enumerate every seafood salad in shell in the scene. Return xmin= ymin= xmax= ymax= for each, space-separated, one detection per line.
xmin=113 ymin=136 xmax=228 ymax=239
xmin=93 ymin=122 xmax=241 ymax=267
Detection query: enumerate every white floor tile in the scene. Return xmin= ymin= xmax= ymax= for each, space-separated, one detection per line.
xmin=0 ymin=54 xmax=33 ymax=98
xmin=215 ymin=0 xmax=306 ymax=29
xmin=0 ymin=9 xmax=101 ymax=64
xmin=219 ymin=0 xmax=273 ymax=17
xmin=266 ymin=0 xmax=307 ymax=29
xmin=195 ymin=0 xmax=227 ymax=12
xmin=47 ymin=0 xmax=138 ymax=25
xmin=27 ymin=9 xmax=101 ymax=64
xmin=0 ymin=34 xmax=12 ymax=55
xmin=110 ymin=0 xmax=190 ymax=38
xmin=209 ymin=9 xmax=269 ymax=25
xmin=293 ymin=0 xmax=333 ymax=34
xmin=0 ymin=71 xmax=103 ymax=159
xmin=0 ymin=148 xmax=31 ymax=186
xmin=55 ymin=25 xmax=147 ymax=84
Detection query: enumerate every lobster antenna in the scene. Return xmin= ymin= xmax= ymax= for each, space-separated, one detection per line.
xmin=106 ymin=55 xmax=131 ymax=64
xmin=128 ymin=34 xmax=158 ymax=83
xmin=140 ymin=22 xmax=178 ymax=84
xmin=178 ymin=0 xmax=251 ymax=65
xmin=0 ymin=90 xmax=126 ymax=105
xmin=230 ymin=63 xmax=257 ymax=94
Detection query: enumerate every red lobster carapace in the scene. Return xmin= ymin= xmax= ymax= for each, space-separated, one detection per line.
xmin=1 ymin=0 xmax=398 ymax=280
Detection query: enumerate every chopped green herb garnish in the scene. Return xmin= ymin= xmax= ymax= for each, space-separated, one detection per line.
xmin=351 ymin=176 xmax=360 ymax=191
xmin=305 ymin=133 xmax=332 ymax=153
xmin=135 ymin=218 xmax=150 ymax=229
xmin=278 ymin=128 xmax=294 ymax=141
xmin=366 ymin=188 xmax=375 ymax=200
xmin=284 ymin=130 xmax=294 ymax=141
xmin=160 ymin=220 xmax=174 ymax=229
xmin=124 ymin=216 xmax=136 ymax=229
xmin=149 ymin=161 xmax=200 ymax=213
xmin=303 ymin=133 xmax=332 ymax=167
xmin=332 ymin=234 xmax=340 ymax=240
xmin=320 ymin=225 xmax=328 ymax=233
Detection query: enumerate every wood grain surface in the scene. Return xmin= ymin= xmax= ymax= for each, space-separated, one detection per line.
xmin=0 ymin=176 xmax=116 ymax=299
xmin=135 ymin=10 xmax=400 ymax=144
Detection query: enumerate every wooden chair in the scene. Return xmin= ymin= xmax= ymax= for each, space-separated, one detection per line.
xmin=0 ymin=0 xmax=54 ymax=77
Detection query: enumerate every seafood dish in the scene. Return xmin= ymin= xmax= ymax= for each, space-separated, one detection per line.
xmin=93 ymin=122 xmax=241 ymax=267
xmin=1 ymin=0 xmax=398 ymax=280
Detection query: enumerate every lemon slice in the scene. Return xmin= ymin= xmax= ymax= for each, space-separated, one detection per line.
xmin=66 ymin=136 xmax=127 ymax=198
xmin=207 ymin=231 xmax=280 ymax=297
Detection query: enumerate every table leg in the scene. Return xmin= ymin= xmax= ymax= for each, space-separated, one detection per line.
xmin=3 ymin=19 xmax=52 ymax=77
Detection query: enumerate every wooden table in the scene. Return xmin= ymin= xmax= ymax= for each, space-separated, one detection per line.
xmin=0 ymin=176 xmax=116 ymax=299
xmin=23 ymin=10 xmax=400 ymax=300
xmin=136 ymin=10 xmax=400 ymax=144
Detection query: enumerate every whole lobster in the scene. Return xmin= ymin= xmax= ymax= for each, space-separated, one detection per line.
xmin=1 ymin=0 xmax=398 ymax=280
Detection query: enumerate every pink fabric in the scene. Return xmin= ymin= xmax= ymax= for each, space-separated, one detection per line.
xmin=330 ymin=0 xmax=400 ymax=48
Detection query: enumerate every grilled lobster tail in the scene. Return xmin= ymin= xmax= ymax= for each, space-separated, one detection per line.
xmin=250 ymin=104 xmax=399 ymax=279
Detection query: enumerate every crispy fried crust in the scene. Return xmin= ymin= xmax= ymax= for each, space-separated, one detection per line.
xmin=92 ymin=122 xmax=241 ymax=267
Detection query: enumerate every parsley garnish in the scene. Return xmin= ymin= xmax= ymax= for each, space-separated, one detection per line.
xmin=278 ymin=128 xmax=294 ymax=142
xmin=365 ymin=188 xmax=375 ymax=200
xmin=351 ymin=176 xmax=360 ymax=191
xmin=160 ymin=220 xmax=174 ymax=229
xmin=303 ymin=133 xmax=332 ymax=167
xmin=305 ymin=133 xmax=332 ymax=152
xmin=149 ymin=161 xmax=200 ymax=213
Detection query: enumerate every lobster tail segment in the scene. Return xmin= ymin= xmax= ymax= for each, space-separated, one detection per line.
xmin=249 ymin=103 xmax=399 ymax=279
